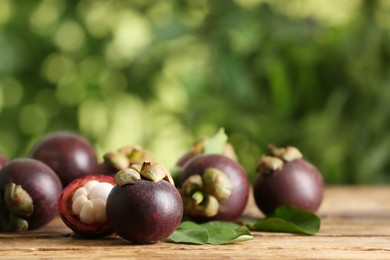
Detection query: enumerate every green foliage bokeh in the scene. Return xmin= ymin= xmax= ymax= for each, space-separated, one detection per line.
xmin=0 ymin=0 xmax=389 ymax=184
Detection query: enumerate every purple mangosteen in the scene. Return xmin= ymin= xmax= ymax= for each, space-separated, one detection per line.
xmin=29 ymin=131 xmax=98 ymax=187
xmin=178 ymin=154 xmax=250 ymax=222
xmin=253 ymin=144 xmax=324 ymax=216
xmin=0 ymin=158 xmax=62 ymax=231
xmin=106 ymin=162 xmax=182 ymax=244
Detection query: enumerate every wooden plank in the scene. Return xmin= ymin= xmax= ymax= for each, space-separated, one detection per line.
xmin=1 ymin=186 xmax=390 ymax=259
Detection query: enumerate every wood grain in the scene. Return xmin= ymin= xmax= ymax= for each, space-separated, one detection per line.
xmin=1 ymin=186 xmax=390 ymax=259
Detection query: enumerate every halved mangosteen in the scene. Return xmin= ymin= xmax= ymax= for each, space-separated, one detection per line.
xmin=59 ymin=175 xmax=115 ymax=237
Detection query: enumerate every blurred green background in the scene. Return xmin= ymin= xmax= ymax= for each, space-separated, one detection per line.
xmin=0 ymin=0 xmax=389 ymax=184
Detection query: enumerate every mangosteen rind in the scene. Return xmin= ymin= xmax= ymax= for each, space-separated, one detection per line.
xmin=106 ymin=178 xmax=183 ymax=244
xmin=30 ymin=131 xmax=98 ymax=187
xmin=253 ymin=144 xmax=324 ymax=216
xmin=0 ymin=158 xmax=62 ymax=231
xmin=178 ymin=154 xmax=250 ymax=221
xmin=58 ymin=174 xmax=115 ymax=237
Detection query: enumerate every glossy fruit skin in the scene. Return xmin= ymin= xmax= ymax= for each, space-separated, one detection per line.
xmin=30 ymin=131 xmax=98 ymax=187
xmin=253 ymin=159 xmax=324 ymax=216
xmin=178 ymin=154 xmax=250 ymax=221
xmin=59 ymin=175 xmax=115 ymax=237
xmin=106 ymin=179 xmax=183 ymax=244
xmin=0 ymin=154 xmax=8 ymax=170
xmin=0 ymin=158 xmax=62 ymax=230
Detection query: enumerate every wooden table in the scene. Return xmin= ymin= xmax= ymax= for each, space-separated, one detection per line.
xmin=1 ymin=186 xmax=390 ymax=259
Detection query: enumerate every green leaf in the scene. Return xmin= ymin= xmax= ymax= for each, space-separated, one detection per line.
xmin=179 ymin=220 xmax=201 ymax=229
xmin=251 ymin=206 xmax=321 ymax=235
xmin=167 ymin=227 xmax=209 ymax=245
xmin=167 ymin=221 xmax=253 ymax=245
xmin=203 ymin=128 xmax=228 ymax=154
xmin=201 ymin=220 xmax=240 ymax=230
xmin=201 ymin=221 xmax=240 ymax=245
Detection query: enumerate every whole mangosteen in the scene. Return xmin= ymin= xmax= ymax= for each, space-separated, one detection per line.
xmin=253 ymin=144 xmax=324 ymax=216
xmin=106 ymin=162 xmax=182 ymax=244
xmin=58 ymin=175 xmax=115 ymax=237
xmin=178 ymin=154 xmax=250 ymax=222
xmin=0 ymin=158 xmax=62 ymax=231
xmin=95 ymin=145 xmax=153 ymax=176
xmin=29 ymin=131 xmax=98 ymax=187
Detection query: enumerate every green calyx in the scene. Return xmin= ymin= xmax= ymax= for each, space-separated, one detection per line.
xmin=0 ymin=183 xmax=34 ymax=232
xmin=203 ymin=168 xmax=233 ymax=200
xmin=104 ymin=145 xmax=153 ymax=171
xmin=114 ymin=161 xmax=175 ymax=186
xmin=4 ymin=183 xmax=33 ymax=218
xmin=114 ymin=167 xmax=141 ymax=186
xmin=267 ymin=144 xmax=302 ymax=162
xmin=181 ymin=168 xmax=232 ymax=218
xmin=256 ymin=144 xmax=303 ymax=175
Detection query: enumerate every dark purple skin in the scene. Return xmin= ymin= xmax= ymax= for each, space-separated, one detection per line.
xmin=0 ymin=154 xmax=8 ymax=170
xmin=0 ymin=158 xmax=62 ymax=230
xmin=253 ymin=159 xmax=324 ymax=216
xmin=106 ymin=179 xmax=183 ymax=244
xmin=29 ymin=131 xmax=98 ymax=187
xmin=95 ymin=162 xmax=117 ymax=176
xmin=178 ymin=154 xmax=250 ymax=221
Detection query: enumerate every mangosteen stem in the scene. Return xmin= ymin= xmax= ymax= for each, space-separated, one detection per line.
xmin=257 ymin=145 xmax=304 ymax=175
xmin=4 ymin=183 xmax=34 ymax=217
xmin=141 ymin=161 xmax=153 ymax=172
xmin=127 ymin=148 xmax=143 ymax=161
xmin=191 ymin=191 xmax=204 ymax=205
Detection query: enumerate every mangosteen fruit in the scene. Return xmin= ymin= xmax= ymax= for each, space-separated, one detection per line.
xmin=58 ymin=175 xmax=115 ymax=237
xmin=253 ymin=144 xmax=324 ymax=216
xmin=96 ymin=145 xmax=153 ymax=176
xmin=29 ymin=131 xmax=98 ymax=187
xmin=178 ymin=154 xmax=250 ymax=222
xmin=0 ymin=158 xmax=62 ymax=231
xmin=0 ymin=154 xmax=8 ymax=170
xmin=176 ymin=128 xmax=238 ymax=167
xmin=106 ymin=162 xmax=182 ymax=244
